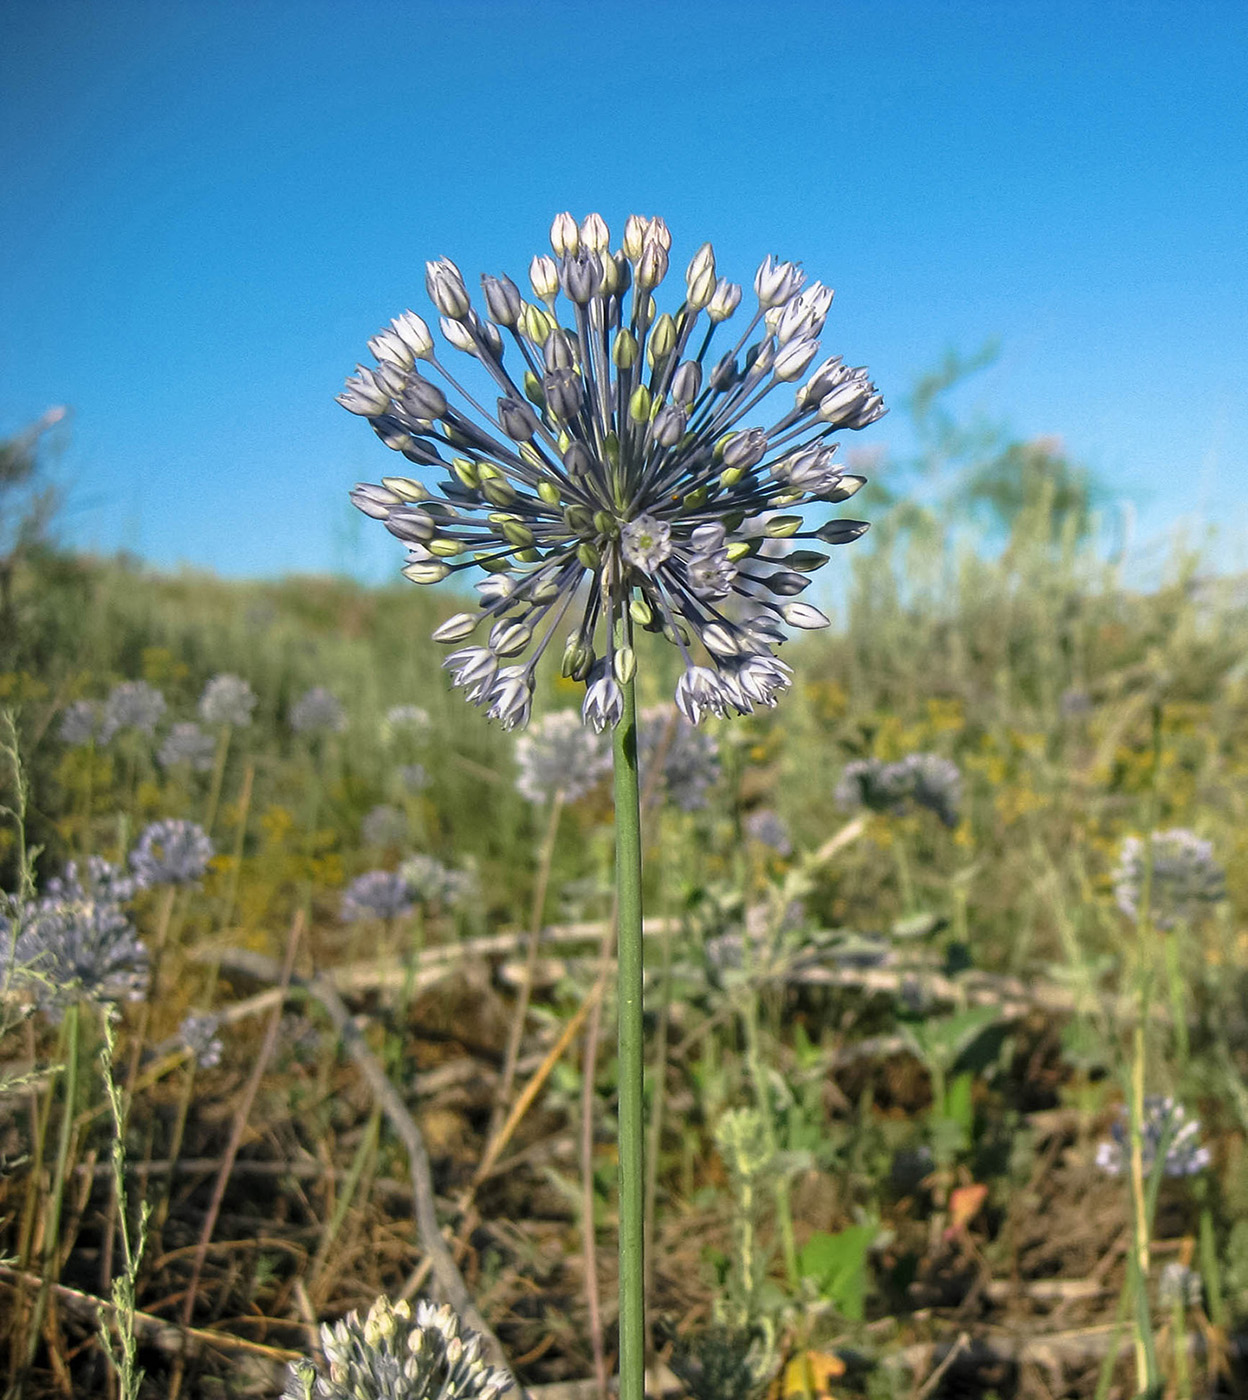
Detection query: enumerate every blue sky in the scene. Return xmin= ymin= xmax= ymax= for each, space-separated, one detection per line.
xmin=2 ymin=0 xmax=1245 ymax=580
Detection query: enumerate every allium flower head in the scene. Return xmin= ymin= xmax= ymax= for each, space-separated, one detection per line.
xmin=199 ymin=673 xmax=258 ymax=727
xmin=46 ymin=855 xmax=140 ymax=907
xmin=129 ymin=819 xmax=214 ymax=887
xmin=514 ymin=709 xmax=611 ymax=804
xmin=835 ymin=753 xmax=962 ymax=828
xmin=1095 ymin=1097 xmax=1211 ymax=1178
xmin=99 ymin=680 xmax=166 ymax=743
xmin=381 ymin=703 xmax=431 ymax=744
xmin=290 ymin=686 xmax=347 ymax=735
xmin=341 ymin=870 xmax=414 ymax=922
xmin=639 ymin=705 xmax=720 ymax=811
xmin=282 ymin=1295 xmax=510 ymax=1400
xmin=1113 ymin=829 xmax=1226 ymax=930
xmin=158 ymin=722 xmax=217 ymax=772
xmin=744 ymin=808 xmax=792 ymax=855
xmin=342 ymin=212 xmax=882 ymax=731
xmin=399 ymin=854 xmax=476 ymax=909
xmin=4 ymin=885 xmax=147 ymax=1013
xmin=179 ymin=1012 xmax=224 ymax=1068
xmin=58 ymin=699 xmax=99 ymax=746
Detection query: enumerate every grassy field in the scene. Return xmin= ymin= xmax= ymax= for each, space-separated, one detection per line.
xmin=2 ymin=444 xmax=1247 ymax=1399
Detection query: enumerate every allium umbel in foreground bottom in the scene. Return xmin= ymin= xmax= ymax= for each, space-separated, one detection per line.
xmin=341 ymin=211 xmax=882 ymax=730
xmin=284 ymin=1296 xmax=510 ymax=1400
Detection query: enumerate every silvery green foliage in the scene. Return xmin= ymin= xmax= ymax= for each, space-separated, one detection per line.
xmin=1113 ymin=829 xmax=1226 ymax=929
xmin=639 ymin=705 xmax=720 ymax=811
xmin=3 ymin=878 xmax=148 ymax=1013
xmin=665 ymin=1324 xmax=776 ymax=1400
xmin=380 ymin=704 xmax=431 ymax=744
xmin=362 ymin=804 xmax=409 ymax=848
xmin=58 ymin=699 xmax=99 ymax=746
xmin=99 ymin=681 xmax=166 ymax=744
xmin=158 ymin=722 xmax=217 ymax=773
xmin=835 ymin=753 xmax=962 ymax=827
xmin=514 ymin=709 xmax=611 ymax=804
xmin=179 ymin=1012 xmax=223 ymax=1069
xmin=743 ymin=808 xmax=791 ymax=855
xmin=199 ymin=673 xmax=258 ymax=727
xmin=399 ymin=854 xmax=476 ymax=909
xmin=341 ymin=870 xmax=414 ymax=922
xmin=342 ymin=212 xmax=882 ymax=732
xmin=1095 ymin=1097 xmax=1211 ymax=1178
xmin=129 ymin=819 xmax=214 ymax=887
xmin=290 ymin=686 xmax=347 ymax=735
xmin=283 ymin=1295 xmax=510 ymax=1400
xmin=398 ymin=763 xmax=430 ymax=793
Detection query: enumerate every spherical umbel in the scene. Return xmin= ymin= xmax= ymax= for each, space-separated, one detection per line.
xmin=340 ymin=212 xmax=884 ymax=730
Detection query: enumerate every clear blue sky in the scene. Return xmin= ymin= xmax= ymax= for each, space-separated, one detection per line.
xmin=2 ymin=0 xmax=1245 ymax=580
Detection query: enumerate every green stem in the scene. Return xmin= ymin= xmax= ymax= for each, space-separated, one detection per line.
xmin=892 ymin=828 xmax=916 ymax=915
xmin=26 ymin=1001 xmax=81 ymax=1367
xmin=613 ymin=676 xmax=645 ymax=1400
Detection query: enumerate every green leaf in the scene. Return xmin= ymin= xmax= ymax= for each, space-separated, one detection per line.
xmin=797 ymin=1224 xmax=875 ymax=1320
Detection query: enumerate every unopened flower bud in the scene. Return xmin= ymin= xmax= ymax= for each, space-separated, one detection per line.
xmin=580 ymin=211 xmax=610 ymax=253
xmin=550 ymin=211 xmax=579 ymax=257
xmin=685 ymin=241 xmax=717 ymax=309
xmin=707 ymin=278 xmax=742 ymax=323
xmin=636 ymin=235 xmax=669 ymax=291
xmin=561 ymin=251 xmax=603 ymax=304
xmin=401 ymin=373 xmax=448 ymax=420
xmin=651 ymin=404 xmax=686 ymax=447
xmin=529 ymin=255 xmax=559 ymax=301
xmin=497 ymin=397 xmax=540 ymax=442
xmin=671 ymin=359 xmax=702 ymax=406
xmin=425 ymin=256 xmax=471 ymax=319
xmin=544 ymin=368 xmax=584 ymax=419
xmin=481 ymin=273 xmax=522 ymax=327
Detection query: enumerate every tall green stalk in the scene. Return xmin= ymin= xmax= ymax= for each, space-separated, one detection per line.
xmin=613 ymin=676 xmax=645 ymax=1400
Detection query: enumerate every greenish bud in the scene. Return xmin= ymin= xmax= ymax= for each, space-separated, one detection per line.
xmin=786 ymin=550 xmax=830 ymax=571
xmin=684 ymin=486 xmax=709 ymax=509
xmin=476 ymin=554 xmax=511 ymax=572
xmin=612 ymin=328 xmax=639 ymax=368
xmin=628 ymin=385 xmax=652 ymax=423
xmin=480 ymin=477 xmax=516 ymax=507
xmin=764 ymin=515 xmax=803 ymax=538
xmin=523 ymin=369 xmax=545 ymax=405
xmin=592 ymin=510 xmax=616 ymax=537
xmin=537 ymin=479 xmax=561 ymax=506
xmin=647 ymin=312 xmax=677 ymax=365
xmin=522 ymin=302 xmax=553 ymax=343
xmin=452 ymin=457 xmax=480 ymax=488
xmin=428 ymin=537 xmax=464 ymax=557
xmin=662 ymin=618 xmax=692 ymax=646
xmin=501 ymin=521 xmax=536 ymax=548
xmin=719 ymin=465 xmax=745 ymax=489
xmin=381 ymin=476 xmax=428 ymax=501
xmin=613 ymin=647 xmax=636 ymax=684
xmin=726 ymin=540 xmax=752 ymax=562
xmin=577 ymin=541 xmax=601 ymax=570
xmin=519 ymin=443 xmax=545 ymax=470
xmin=402 ymin=560 xmax=450 ymax=584
xmin=565 ymin=504 xmax=596 ymax=535
xmin=629 ymin=594 xmax=653 ymax=626
xmin=514 ymin=547 xmax=541 ymax=562
xmin=685 ymin=241 xmax=717 ymax=309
